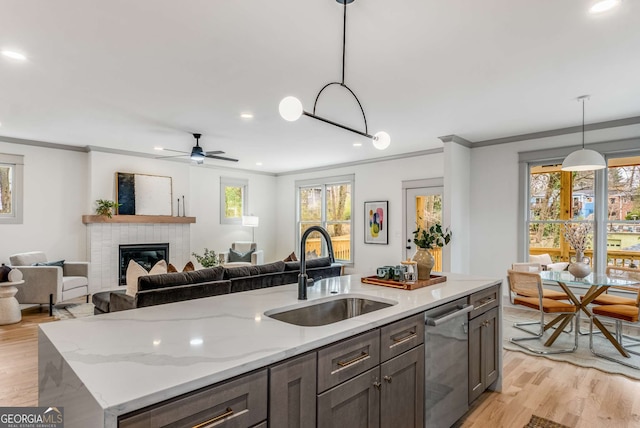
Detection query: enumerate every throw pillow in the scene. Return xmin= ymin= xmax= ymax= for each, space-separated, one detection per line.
xmin=228 ymin=248 xmax=255 ymax=263
xmin=167 ymin=263 xmax=178 ymax=273
xmin=126 ymin=260 xmax=148 ymax=297
xmin=126 ymin=260 xmax=168 ymax=297
xmin=283 ymin=252 xmax=298 ymax=262
xmin=305 ymin=250 xmax=318 ymax=260
xmin=8 ymin=269 xmax=23 ymax=282
xmin=167 ymin=261 xmax=194 ymax=272
xmin=33 ymin=260 xmax=65 ymax=267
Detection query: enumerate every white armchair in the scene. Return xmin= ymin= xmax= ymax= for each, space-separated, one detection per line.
xmin=220 ymin=242 xmax=264 ymax=267
xmin=529 ymin=254 xmax=569 ymax=271
xmin=9 ymin=251 xmax=89 ymax=316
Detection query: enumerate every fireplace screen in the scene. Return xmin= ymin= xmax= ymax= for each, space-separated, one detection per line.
xmin=119 ymin=243 xmax=169 ymax=285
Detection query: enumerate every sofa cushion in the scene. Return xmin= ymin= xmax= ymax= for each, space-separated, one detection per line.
xmin=224 ymin=265 xmax=260 ymax=279
xmin=257 ymin=261 xmax=285 ymax=275
xmin=137 ymin=266 xmax=225 ymax=292
xmin=228 ymin=248 xmax=255 ymax=263
xmin=284 ymin=257 xmax=332 ymax=271
xmin=185 ymin=266 xmax=225 ymax=283
xmin=62 ymin=276 xmax=88 ymax=292
xmin=10 ymin=251 xmax=47 ymax=266
xmin=92 ymin=289 xmax=125 ymax=314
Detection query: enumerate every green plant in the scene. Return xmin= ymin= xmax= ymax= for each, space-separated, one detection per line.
xmin=413 ymin=223 xmax=452 ymax=249
xmin=95 ymin=199 xmax=121 ymax=218
xmin=192 ymin=248 xmax=219 ymax=268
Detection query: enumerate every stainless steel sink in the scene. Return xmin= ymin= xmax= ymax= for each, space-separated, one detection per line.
xmin=265 ymin=296 xmax=395 ymax=327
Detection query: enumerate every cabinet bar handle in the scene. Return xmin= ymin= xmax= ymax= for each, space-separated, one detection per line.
xmin=337 ymin=351 xmax=369 ymax=367
xmin=392 ymin=331 xmax=417 ymax=345
xmin=192 ymin=407 xmax=233 ymax=428
xmin=474 ymin=297 xmax=495 ymax=312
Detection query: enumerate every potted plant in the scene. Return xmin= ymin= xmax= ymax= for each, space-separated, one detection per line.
xmin=412 ymin=223 xmax=452 ymax=280
xmin=95 ymin=199 xmax=121 ymax=218
xmin=192 ymin=248 xmax=219 ymax=268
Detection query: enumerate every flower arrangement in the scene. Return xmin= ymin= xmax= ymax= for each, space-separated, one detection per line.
xmin=192 ymin=248 xmax=219 ymax=268
xmin=413 ymin=223 xmax=452 ymax=249
xmin=563 ymin=221 xmax=591 ymax=256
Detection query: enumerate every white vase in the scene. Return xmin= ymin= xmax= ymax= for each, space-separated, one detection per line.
xmin=568 ymin=251 xmax=591 ymax=279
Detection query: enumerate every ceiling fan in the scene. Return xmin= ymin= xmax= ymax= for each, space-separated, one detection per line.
xmin=155 ymin=133 xmax=238 ymax=164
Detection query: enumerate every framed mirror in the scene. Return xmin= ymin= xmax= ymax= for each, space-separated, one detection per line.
xmin=116 ymin=172 xmax=172 ymax=216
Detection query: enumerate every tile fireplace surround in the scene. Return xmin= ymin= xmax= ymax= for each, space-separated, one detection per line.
xmin=85 ymin=221 xmax=191 ymax=292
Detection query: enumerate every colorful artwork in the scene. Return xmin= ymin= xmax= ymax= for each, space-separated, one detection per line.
xmin=364 ymin=201 xmax=388 ymax=244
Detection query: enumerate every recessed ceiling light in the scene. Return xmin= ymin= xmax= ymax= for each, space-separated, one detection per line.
xmin=1 ymin=50 xmax=27 ymax=61
xmin=590 ymin=0 xmax=621 ymax=13
xmin=240 ymin=113 xmax=254 ymax=119
xmin=255 ymin=162 xmax=263 ymax=166
xmin=353 ymin=142 xmax=362 ymax=147
xmin=154 ymin=147 xmax=164 ymax=151
xmin=189 ymin=338 xmax=203 ymax=346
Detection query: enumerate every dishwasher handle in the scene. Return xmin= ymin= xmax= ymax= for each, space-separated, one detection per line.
xmin=425 ymin=303 xmax=474 ymax=326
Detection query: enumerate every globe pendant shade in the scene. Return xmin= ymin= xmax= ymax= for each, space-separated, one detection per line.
xmin=561 ymin=148 xmax=606 ymax=171
xmin=372 ymin=131 xmax=391 ymax=150
xmin=279 ymin=96 xmax=303 ymax=121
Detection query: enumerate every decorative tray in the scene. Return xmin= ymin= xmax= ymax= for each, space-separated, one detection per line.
xmin=361 ymin=274 xmax=447 ymax=290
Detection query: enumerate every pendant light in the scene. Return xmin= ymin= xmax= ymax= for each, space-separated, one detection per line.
xmin=278 ymin=0 xmax=390 ymax=150
xmin=561 ymin=95 xmax=606 ymax=172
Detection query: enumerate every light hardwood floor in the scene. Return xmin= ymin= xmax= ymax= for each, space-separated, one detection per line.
xmin=2 ymin=304 xmax=640 ymax=427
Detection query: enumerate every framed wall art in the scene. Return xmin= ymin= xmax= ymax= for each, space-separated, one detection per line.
xmin=364 ymin=201 xmax=388 ymax=244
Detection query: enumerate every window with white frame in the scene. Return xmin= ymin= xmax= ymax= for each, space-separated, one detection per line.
xmin=220 ymin=177 xmax=248 ymax=224
xmin=296 ymin=174 xmax=354 ymax=264
xmin=0 ymin=153 xmax=23 ymax=224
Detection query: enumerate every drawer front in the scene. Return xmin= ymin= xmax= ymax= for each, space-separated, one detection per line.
xmin=468 ymin=284 xmax=500 ymax=319
xmin=380 ymin=313 xmax=424 ymax=362
xmin=118 ymin=369 xmax=267 ymax=428
xmin=317 ymin=330 xmax=380 ymax=393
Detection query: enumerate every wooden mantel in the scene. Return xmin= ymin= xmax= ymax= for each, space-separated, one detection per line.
xmin=82 ymin=215 xmax=196 ymax=224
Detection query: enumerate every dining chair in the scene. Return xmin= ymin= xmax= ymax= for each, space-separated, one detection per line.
xmin=589 ymin=280 xmax=640 ymax=369
xmin=581 ymin=266 xmax=640 ymax=306
xmin=510 ymin=263 xmax=569 ymax=304
xmin=508 ymin=270 xmax=579 ymax=354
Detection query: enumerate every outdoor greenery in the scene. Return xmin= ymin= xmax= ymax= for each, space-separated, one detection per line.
xmin=95 ymin=199 xmax=121 ymax=218
xmin=413 ymin=222 xmax=452 ymax=249
xmin=0 ymin=164 xmax=12 ymax=214
xmin=192 ymin=248 xmax=219 ymax=268
xmin=225 ymin=185 xmax=243 ymax=218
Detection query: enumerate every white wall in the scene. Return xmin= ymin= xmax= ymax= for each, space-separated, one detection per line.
xmin=0 ymin=141 xmax=88 ymax=264
xmin=275 ymin=153 xmax=444 ymax=276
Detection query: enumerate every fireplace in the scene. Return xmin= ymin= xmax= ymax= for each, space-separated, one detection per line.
xmin=119 ymin=243 xmax=169 ymax=285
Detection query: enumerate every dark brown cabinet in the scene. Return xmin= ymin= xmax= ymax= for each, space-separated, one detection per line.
xmin=468 ymin=294 xmax=500 ymax=404
xmin=380 ymin=344 xmax=424 ymax=428
xmin=269 ymin=352 xmax=317 ymax=428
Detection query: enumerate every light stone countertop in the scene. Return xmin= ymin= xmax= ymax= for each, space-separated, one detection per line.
xmin=38 ymin=273 xmax=500 ymax=426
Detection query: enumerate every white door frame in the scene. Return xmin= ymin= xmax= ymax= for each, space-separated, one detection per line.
xmin=402 ymin=178 xmax=444 ymax=261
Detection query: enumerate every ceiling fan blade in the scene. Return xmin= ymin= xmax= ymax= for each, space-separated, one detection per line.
xmin=205 ymin=154 xmax=239 ymax=162
xmin=155 ymin=154 xmax=188 ymax=159
xmin=203 ymin=150 xmax=225 ymax=155
xmin=157 ymin=148 xmax=190 ymax=154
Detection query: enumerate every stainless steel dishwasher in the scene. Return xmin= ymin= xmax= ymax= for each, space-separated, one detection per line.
xmin=424 ymin=297 xmax=474 ymax=428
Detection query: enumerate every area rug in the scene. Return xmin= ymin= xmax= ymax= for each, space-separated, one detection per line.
xmin=503 ymin=306 xmax=640 ymax=380
xmin=524 ymin=414 xmax=569 ymax=428
xmin=52 ymin=303 xmax=94 ymax=320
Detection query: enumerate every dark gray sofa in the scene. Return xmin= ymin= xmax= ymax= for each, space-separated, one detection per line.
xmin=92 ymin=258 xmax=342 ymax=314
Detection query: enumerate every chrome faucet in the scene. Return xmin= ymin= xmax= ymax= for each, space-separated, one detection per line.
xmin=298 ymin=226 xmax=336 ymax=300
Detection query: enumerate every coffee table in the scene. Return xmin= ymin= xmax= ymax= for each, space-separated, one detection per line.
xmin=0 ymin=280 xmax=25 ymax=325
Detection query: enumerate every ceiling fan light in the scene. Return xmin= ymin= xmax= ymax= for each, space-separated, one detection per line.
xmin=279 ymin=96 xmax=303 ymax=121
xmin=561 ymin=149 xmax=606 ymax=171
xmin=372 ymin=131 xmax=391 ymax=150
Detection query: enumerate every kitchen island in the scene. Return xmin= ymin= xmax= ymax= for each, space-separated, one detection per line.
xmin=39 ymin=273 xmax=502 ymax=427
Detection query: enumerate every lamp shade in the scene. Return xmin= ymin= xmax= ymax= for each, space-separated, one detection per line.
xmin=561 ymin=148 xmax=606 ymax=171
xmin=372 ymin=131 xmax=391 ymax=150
xmin=242 ymin=215 xmax=259 ymax=227
xmin=279 ymin=96 xmax=303 ymax=121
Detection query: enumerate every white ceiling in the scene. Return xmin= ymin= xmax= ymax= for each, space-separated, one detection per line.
xmin=1 ymin=0 xmax=639 ymax=173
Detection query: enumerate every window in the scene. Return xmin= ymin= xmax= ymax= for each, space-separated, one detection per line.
xmin=0 ymin=153 xmax=23 ymax=224
xmin=527 ymin=165 xmax=594 ymax=263
xmin=523 ymin=152 xmax=640 ymax=268
xmin=220 ymin=177 xmax=247 ymax=224
xmin=296 ymin=175 xmax=354 ymax=264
